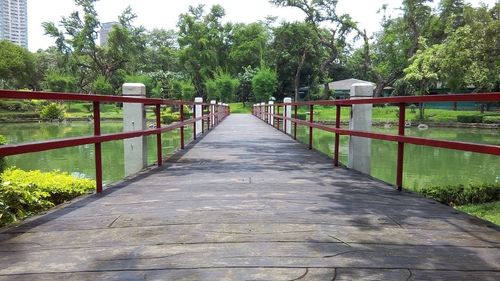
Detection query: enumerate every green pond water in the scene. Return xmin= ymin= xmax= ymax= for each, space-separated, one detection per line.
xmin=0 ymin=122 xmax=193 ymax=185
xmin=295 ymin=125 xmax=499 ymax=189
xmin=0 ymin=121 xmax=499 ymax=189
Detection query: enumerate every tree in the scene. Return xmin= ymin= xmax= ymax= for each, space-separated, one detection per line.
xmin=171 ymin=79 xmax=196 ymax=100
xmin=43 ymin=1 xmax=146 ymax=93
xmin=229 ymin=23 xmax=269 ymax=73
xmin=44 ymin=71 xmax=77 ymax=92
xmin=252 ymin=68 xmax=278 ymax=102
xmin=271 ymin=0 xmax=364 ymax=83
xmin=237 ymin=66 xmax=257 ymax=103
xmin=205 ymin=71 xmax=240 ymax=102
xmin=0 ymin=40 xmax=34 ymax=89
xmin=271 ymin=22 xmax=322 ymax=101
xmin=403 ymin=39 xmax=440 ymax=119
xmin=177 ymin=5 xmax=230 ymax=97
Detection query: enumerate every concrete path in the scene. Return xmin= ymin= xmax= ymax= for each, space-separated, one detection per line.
xmin=0 ymin=114 xmax=499 ymax=280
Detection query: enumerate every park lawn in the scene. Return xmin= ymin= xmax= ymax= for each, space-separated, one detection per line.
xmin=229 ymin=102 xmax=253 ymax=113
xmin=457 ymin=201 xmax=500 ymax=225
xmin=296 ymin=105 xmax=500 ymax=123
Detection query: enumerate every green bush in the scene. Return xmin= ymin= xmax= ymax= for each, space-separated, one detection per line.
xmin=418 ymin=183 xmax=500 ymax=206
xmin=0 ymin=135 xmax=6 ymax=173
xmin=161 ymin=112 xmax=180 ymax=124
xmin=296 ymin=113 xmax=307 ymax=120
xmin=252 ymin=67 xmax=278 ymax=102
xmin=0 ymin=112 xmax=39 ymax=119
xmin=40 ymin=103 xmax=65 ymax=121
xmin=0 ymin=100 xmax=35 ymax=112
xmin=457 ymin=115 xmax=483 ymax=123
xmin=0 ymin=168 xmax=95 ymax=226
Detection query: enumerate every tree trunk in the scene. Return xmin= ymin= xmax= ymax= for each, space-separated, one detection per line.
xmin=373 ymin=82 xmax=386 ymax=97
xmin=294 ymin=49 xmax=307 ymax=102
xmin=419 ymin=103 xmax=425 ymax=120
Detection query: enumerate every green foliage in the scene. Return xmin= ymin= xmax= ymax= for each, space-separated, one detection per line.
xmin=40 ymin=103 xmax=65 ymax=121
xmin=161 ymin=113 xmax=180 ymax=124
xmin=457 ymin=115 xmax=483 ymax=123
xmin=418 ymin=183 xmax=500 ymax=206
xmin=177 ymin=4 xmax=229 ymax=97
xmin=0 ymin=40 xmax=35 ymax=89
xmin=0 ymin=100 xmax=36 ymax=112
xmin=251 ymin=68 xmax=278 ymax=102
xmin=0 ymin=168 xmax=95 ymax=226
xmin=205 ymin=71 xmax=240 ymax=102
xmin=43 ymin=71 xmax=76 ymax=93
xmin=229 ymin=23 xmax=269 ymax=72
xmin=91 ymin=75 xmax=114 ymax=95
xmin=170 ymin=79 xmax=196 ymax=101
xmin=0 ymin=135 xmax=6 ymax=173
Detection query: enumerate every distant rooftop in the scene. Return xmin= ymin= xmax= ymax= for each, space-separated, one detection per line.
xmin=328 ymin=78 xmax=375 ymax=91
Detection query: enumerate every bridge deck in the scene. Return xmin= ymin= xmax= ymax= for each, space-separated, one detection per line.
xmin=0 ymin=114 xmax=499 ymax=280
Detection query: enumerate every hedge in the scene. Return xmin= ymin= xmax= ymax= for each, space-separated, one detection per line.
xmin=418 ymin=183 xmax=500 ymax=206
xmin=457 ymin=115 xmax=483 ymax=123
xmin=0 ymin=168 xmax=95 ymax=226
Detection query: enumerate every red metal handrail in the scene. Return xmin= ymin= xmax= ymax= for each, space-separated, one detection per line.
xmin=253 ymin=93 xmax=500 ymax=191
xmin=0 ymin=89 xmax=229 ymax=193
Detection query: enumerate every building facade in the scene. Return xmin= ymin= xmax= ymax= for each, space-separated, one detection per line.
xmin=99 ymin=22 xmax=118 ymax=46
xmin=0 ymin=0 xmax=28 ymax=48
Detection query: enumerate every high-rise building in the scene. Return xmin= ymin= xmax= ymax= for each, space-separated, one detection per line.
xmin=0 ymin=0 xmax=28 ymax=48
xmin=99 ymin=22 xmax=118 ymax=46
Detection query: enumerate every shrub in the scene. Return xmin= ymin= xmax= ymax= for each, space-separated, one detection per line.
xmin=252 ymin=67 xmax=278 ymax=102
xmin=0 ymin=168 xmax=95 ymax=226
xmin=40 ymin=103 xmax=65 ymax=121
xmin=161 ymin=113 xmax=180 ymax=124
xmin=0 ymin=135 xmax=6 ymax=173
xmin=418 ymin=183 xmax=500 ymax=206
xmin=92 ymin=75 xmax=114 ymax=95
xmin=296 ymin=113 xmax=307 ymax=120
xmin=457 ymin=115 xmax=483 ymax=123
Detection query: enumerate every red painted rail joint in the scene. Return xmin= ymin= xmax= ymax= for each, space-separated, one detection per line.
xmin=0 ymin=89 xmax=229 ymax=193
xmin=254 ymin=92 xmax=500 ymax=191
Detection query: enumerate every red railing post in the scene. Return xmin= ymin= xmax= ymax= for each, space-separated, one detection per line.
xmin=207 ymin=105 xmax=211 ymax=130
xmin=293 ymin=105 xmax=298 ymax=140
xmin=180 ymin=104 xmax=185 ymax=149
xmin=202 ymin=105 xmax=205 ymax=133
xmin=334 ymin=105 xmax=341 ymax=167
xmin=93 ymin=101 xmax=102 ymax=193
xmin=277 ymin=106 xmax=280 ymax=130
xmin=396 ymin=103 xmax=406 ymax=191
xmin=155 ymin=104 xmax=162 ymax=166
xmin=193 ymin=104 xmax=197 ymax=140
xmin=309 ymin=104 xmax=314 ymax=150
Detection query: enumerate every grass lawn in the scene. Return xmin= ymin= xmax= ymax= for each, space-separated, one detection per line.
xmin=295 ymin=105 xmax=500 ymax=123
xmin=229 ymin=102 xmax=253 ymax=113
xmin=457 ymin=201 xmax=500 ymax=225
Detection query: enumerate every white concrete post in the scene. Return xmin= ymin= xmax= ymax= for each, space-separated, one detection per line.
xmin=348 ymin=83 xmax=373 ymax=175
xmin=260 ymin=102 xmax=265 ymax=120
xmin=268 ymin=101 xmax=274 ymax=125
xmin=210 ymin=100 xmax=216 ymax=126
xmin=283 ymin=97 xmax=292 ymax=134
xmin=123 ymin=83 xmax=147 ymax=177
xmin=194 ymin=97 xmax=202 ymax=135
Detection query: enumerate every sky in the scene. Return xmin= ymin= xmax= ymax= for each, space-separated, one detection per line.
xmin=27 ymin=0 xmax=497 ymax=52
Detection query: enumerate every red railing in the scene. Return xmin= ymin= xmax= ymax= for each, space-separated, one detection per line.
xmin=253 ymin=93 xmax=500 ymax=190
xmin=0 ymin=90 xmax=229 ymax=192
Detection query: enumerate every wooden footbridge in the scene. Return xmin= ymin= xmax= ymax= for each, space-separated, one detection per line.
xmin=0 ymin=89 xmax=499 ymax=280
